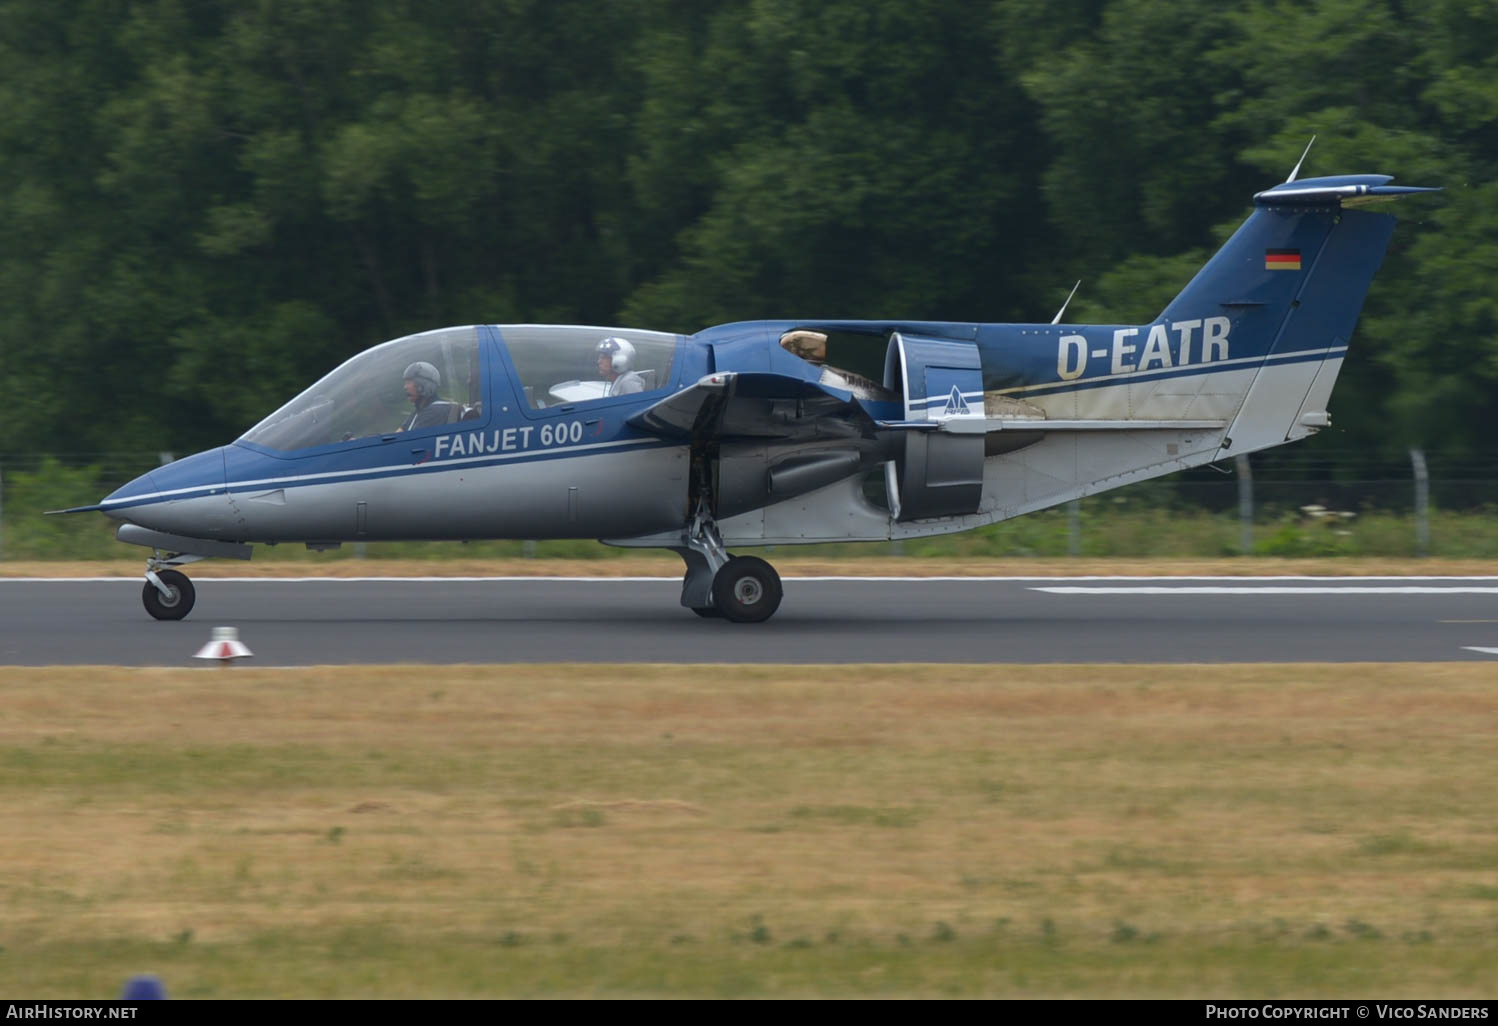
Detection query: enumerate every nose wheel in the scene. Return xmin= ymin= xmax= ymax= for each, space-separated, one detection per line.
xmin=142 ymin=568 xmax=197 ymax=621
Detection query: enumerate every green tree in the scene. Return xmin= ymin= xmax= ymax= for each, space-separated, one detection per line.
xmin=0 ymin=0 xmax=1486 ymax=469
xmin=623 ymin=0 xmax=1046 ymax=329
xmin=0 ymin=0 xmax=651 ymax=454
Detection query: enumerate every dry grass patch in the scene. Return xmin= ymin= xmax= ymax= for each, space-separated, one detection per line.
xmin=1 ymin=663 xmax=1497 ymax=996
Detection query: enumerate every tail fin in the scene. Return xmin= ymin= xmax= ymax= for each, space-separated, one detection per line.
xmin=1157 ymin=174 xmax=1435 ymax=456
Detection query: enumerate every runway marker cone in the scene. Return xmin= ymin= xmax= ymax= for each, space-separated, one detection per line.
xmin=194 ymin=626 xmax=252 ymax=664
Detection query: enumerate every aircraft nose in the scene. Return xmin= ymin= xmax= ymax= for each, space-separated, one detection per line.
xmin=100 ymin=448 xmax=236 ymax=537
xmin=100 ymin=469 xmax=165 ymax=522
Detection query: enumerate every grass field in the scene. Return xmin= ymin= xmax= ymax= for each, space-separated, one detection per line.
xmin=2 ymin=663 xmax=1497 ymax=998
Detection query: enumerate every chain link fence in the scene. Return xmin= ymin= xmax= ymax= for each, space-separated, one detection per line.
xmin=1050 ymin=447 xmax=1494 ymax=559
xmin=0 ymin=452 xmax=169 ymax=561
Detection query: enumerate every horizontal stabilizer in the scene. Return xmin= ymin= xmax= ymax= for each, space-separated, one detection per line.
xmin=1254 ymin=174 xmax=1439 ymax=208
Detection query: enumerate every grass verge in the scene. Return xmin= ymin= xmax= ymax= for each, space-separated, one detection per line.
xmin=1 ymin=663 xmax=1496 ymax=997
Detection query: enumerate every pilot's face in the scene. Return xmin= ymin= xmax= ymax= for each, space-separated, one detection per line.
xmin=404 ymin=379 xmax=420 ymax=403
xmin=597 ymin=354 xmax=613 ymax=378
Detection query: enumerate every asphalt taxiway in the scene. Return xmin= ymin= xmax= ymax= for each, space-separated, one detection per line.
xmin=2 ymin=576 xmax=1496 ymax=666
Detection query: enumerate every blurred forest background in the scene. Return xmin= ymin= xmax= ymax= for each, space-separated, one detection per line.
xmin=0 ymin=0 xmax=1493 ymax=556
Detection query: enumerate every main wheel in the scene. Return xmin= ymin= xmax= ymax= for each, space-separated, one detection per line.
xmin=710 ymin=556 xmax=782 ymax=623
xmin=142 ymin=569 xmax=196 ymax=621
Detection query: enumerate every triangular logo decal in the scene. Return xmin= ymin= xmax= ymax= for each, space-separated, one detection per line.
xmin=942 ymin=385 xmax=970 ymax=416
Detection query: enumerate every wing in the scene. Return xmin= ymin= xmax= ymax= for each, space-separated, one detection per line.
xmin=627 ymin=371 xmax=871 ymax=441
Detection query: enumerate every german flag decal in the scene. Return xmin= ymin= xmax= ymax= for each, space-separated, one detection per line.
xmin=1266 ymin=248 xmax=1301 ymax=271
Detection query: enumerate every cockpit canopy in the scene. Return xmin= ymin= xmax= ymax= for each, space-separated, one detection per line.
xmin=499 ymin=325 xmax=677 ymax=409
xmin=241 ymin=327 xmax=480 ymax=451
xmin=239 ymin=324 xmax=681 ymax=453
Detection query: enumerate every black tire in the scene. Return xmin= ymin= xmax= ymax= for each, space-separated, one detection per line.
xmin=691 ymin=605 xmax=723 ymax=618
xmin=710 ymin=556 xmax=782 ymax=624
xmin=142 ymin=570 xmax=196 ymax=621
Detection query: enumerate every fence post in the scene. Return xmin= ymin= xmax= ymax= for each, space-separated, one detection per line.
xmin=1235 ymin=454 xmax=1253 ymax=555
xmin=1411 ymin=447 xmax=1429 ymax=558
xmin=1068 ymin=498 xmax=1081 ymax=557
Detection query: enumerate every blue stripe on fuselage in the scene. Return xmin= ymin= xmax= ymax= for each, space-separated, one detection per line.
xmin=103 ymin=437 xmax=676 ymax=512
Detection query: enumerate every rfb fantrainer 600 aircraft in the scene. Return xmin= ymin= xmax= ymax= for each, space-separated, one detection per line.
xmin=58 ymin=166 xmax=1434 ymax=623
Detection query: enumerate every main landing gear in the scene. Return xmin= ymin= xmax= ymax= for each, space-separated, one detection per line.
xmin=141 ymin=552 xmax=202 ymax=621
xmin=673 ymin=502 xmax=783 ymax=623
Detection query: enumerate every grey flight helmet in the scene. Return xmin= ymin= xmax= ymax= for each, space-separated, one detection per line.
xmin=403 ymin=361 xmax=441 ymax=399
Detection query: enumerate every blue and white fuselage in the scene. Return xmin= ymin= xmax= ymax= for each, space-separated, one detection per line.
xmin=80 ymin=172 xmax=1434 ymax=622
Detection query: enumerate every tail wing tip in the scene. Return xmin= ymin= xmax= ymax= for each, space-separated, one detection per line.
xmin=1256 ymin=174 xmax=1440 ymax=208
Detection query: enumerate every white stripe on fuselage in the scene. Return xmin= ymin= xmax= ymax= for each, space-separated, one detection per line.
xmin=992 ymin=345 xmax=1347 ymax=397
xmin=910 ymin=390 xmax=985 ymax=408
xmin=103 ymin=436 xmax=665 ymax=507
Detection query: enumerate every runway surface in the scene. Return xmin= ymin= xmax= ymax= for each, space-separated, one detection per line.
xmin=3 ymin=576 xmax=1498 ymax=665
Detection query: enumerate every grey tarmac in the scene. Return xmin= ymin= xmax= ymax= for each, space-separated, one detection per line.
xmin=2 ymin=576 xmax=1497 ymax=666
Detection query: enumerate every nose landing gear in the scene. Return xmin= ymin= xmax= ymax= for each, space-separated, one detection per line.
xmin=141 ymin=553 xmax=203 ymax=621
xmin=143 ymin=569 xmax=196 ymax=620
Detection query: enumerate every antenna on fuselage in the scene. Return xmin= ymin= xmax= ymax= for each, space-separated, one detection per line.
xmin=1286 ymin=135 xmax=1316 ymax=183
xmin=1051 ymin=280 xmax=1081 ymax=325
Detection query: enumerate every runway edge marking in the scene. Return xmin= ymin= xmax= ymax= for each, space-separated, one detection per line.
xmin=1034 ymin=585 xmax=1498 ymax=594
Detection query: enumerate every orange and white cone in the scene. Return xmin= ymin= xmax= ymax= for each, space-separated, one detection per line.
xmin=194 ymin=626 xmax=252 ymax=664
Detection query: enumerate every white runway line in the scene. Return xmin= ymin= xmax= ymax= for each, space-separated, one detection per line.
xmin=9 ymin=575 xmax=1498 ymax=585
xmin=1462 ymin=647 xmax=1498 ymax=656
xmin=1033 ymin=586 xmax=1498 ymax=595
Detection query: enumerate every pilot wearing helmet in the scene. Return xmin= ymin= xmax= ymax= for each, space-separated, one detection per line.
xmin=399 ymin=361 xmax=454 ymax=430
xmin=596 ymin=336 xmax=645 ymax=396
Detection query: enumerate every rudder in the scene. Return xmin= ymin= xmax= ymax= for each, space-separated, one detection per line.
xmin=1220 ymin=208 xmax=1395 ymax=454
xmin=1154 ymin=174 xmax=1425 ymax=457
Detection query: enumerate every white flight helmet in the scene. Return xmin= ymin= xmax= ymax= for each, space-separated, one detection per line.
xmin=596 ymin=336 xmax=635 ymax=374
